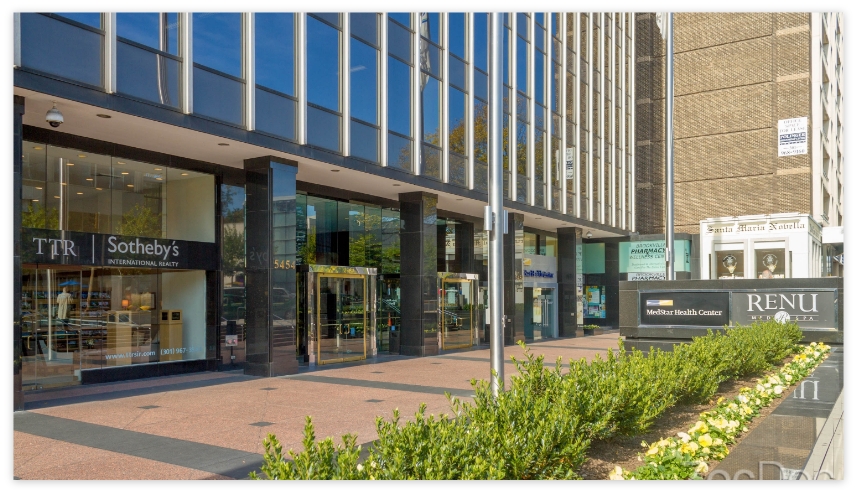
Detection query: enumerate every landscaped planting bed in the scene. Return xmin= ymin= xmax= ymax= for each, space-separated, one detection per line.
xmin=250 ymin=320 xmax=822 ymax=480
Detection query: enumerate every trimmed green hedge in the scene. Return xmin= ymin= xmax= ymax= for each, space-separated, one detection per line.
xmin=250 ymin=320 xmax=802 ymax=480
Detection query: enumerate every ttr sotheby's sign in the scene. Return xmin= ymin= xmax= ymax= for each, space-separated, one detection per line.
xmin=22 ymin=228 xmax=218 ymax=271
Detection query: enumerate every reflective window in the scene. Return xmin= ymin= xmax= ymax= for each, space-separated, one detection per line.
xmin=449 ymin=87 xmax=467 ymax=155
xmin=473 ymin=13 xmax=488 ymax=72
xmin=350 ymin=13 xmax=378 ymax=46
xmin=474 ymin=69 xmax=488 ymax=101
xmin=535 ymin=50 xmax=545 ymax=104
xmin=419 ymin=13 xmax=440 ymax=43
xmin=20 ymin=14 xmax=103 ymax=88
xmin=448 ymin=13 xmax=466 ymax=59
xmin=255 ymin=13 xmax=295 ymax=96
xmin=351 ymin=121 xmax=379 ymax=163
xmin=421 ymin=42 xmax=442 ymax=79
xmin=117 ymin=14 xmax=179 ymax=55
xmin=517 ymin=13 xmax=529 ymax=40
xmin=388 ymin=57 xmax=411 ymax=136
xmin=350 ymin=38 xmax=378 ymax=124
xmin=474 ymin=101 xmax=488 ymax=163
xmin=117 ymin=13 xmax=181 ymax=109
xmin=192 ymin=13 xmax=242 ymax=78
xmin=421 ymin=76 xmax=441 ymax=144
xmin=307 ymin=16 xmax=340 ymax=111
xmin=387 ymin=133 xmax=412 ymax=171
xmin=256 ymin=88 xmax=296 ymax=140
xmin=388 ymin=13 xmax=411 ymax=28
xmin=194 ymin=67 xmax=244 ymax=125
xmin=55 ymin=13 xmax=101 ymax=28
xmin=388 ymin=19 xmax=412 ymax=63
xmin=517 ymin=36 xmax=529 ymax=94
xmin=449 ymin=55 xmax=467 ymax=92
xmin=310 ymin=13 xmax=340 ymax=28
xmin=307 ymin=106 xmax=341 ymax=152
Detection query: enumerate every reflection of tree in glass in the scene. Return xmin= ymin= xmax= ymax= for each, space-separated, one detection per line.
xmin=298 ymin=227 xmax=317 ymax=264
xmin=22 ymin=203 xmax=59 ymax=229
xmin=119 ymin=203 xmax=162 ymax=237
xmin=222 ymin=224 xmax=244 ymax=283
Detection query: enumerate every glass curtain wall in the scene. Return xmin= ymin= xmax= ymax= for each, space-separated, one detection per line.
xmin=255 ymin=13 xmax=297 ymax=140
xmin=552 ymin=13 xmax=564 ymax=213
xmin=116 ymin=14 xmax=181 ymax=109
xmin=220 ymin=184 xmax=246 ymax=365
xmin=515 ymin=13 xmax=531 ymax=204
xmin=350 ymin=13 xmax=381 ymax=163
xmin=193 ymin=13 xmax=244 ymax=126
xmin=473 ymin=13 xmax=489 ymax=193
xmin=533 ymin=13 xmax=547 ymax=208
xmin=447 ymin=13 xmax=468 ymax=187
xmin=20 ymin=13 xmax=104 ymax=88
xmin=419 ymin=13 xmax=443 ymax=180
xmin=307 ymin=14 xmax=342 ymax=152
xmin=387 ymin=13 xmax=414 ymax=171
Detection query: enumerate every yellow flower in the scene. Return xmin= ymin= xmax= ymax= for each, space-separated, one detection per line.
xmin=695 ymin=461 xmax=709 ymax=474
xmin=646 ymin=445 xmax=659 ymax=456
xmin=698 ymin=434 xmax=713 ymax=448
xmin=687 ymin=441 xmax=699 ymax=452
xmin=689 ymin=421 xmax=708 ymax=434
xmin=717 ymin=397 xmax=724 ymax=404
xmin=608 ymin=466 xmax=625 ymax=480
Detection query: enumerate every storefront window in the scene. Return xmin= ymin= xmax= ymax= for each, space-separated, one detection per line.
xmin=715 ymin=249 xmax=745 ymax=279
xmin=754 ymin=244 xmax=787 ymax=279
xmin=21 ymin=141 xmax=214 ymax=242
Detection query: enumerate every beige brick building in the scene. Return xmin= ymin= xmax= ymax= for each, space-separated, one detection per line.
xmin=634 ymin=13 xmax=843 ymax=238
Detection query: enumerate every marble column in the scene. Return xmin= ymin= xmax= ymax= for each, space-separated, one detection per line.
xmin=557 ymin=227 xmax=582 ymax=337
xmin=398 ymin=192 xmax=439 ymax=356
xmin=244 ymin=156 xmax=299 ymax=376
xmin=14 ymin=95 xmax=25 ymax=411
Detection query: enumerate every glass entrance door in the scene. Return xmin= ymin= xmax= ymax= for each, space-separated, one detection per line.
xmin=377 ymin=275 xmax=400 ymax=353
xmin=317 ymin=274 xmax=367 ymax=364
xmin=439 ymin=278 xmax=474 ymax=350
xmin=533 ymin=288 xmax=555 ymax=340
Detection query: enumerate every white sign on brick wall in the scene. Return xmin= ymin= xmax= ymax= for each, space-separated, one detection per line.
xmin=778 ymin=117 xmax=808 ymax=157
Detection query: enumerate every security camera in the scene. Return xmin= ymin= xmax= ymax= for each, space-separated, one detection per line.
xmin=586 ymin=231 xmax=593 ymax=239
xmin=45 ymin=103 xmax=64 ymax=128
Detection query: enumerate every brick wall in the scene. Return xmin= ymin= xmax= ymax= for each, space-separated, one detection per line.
xmin=635 ymin=13 xmax=813 ymax=235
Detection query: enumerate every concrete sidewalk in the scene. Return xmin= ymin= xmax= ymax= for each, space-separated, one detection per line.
xmin=14 ymin=333 xmax=623 ymax=480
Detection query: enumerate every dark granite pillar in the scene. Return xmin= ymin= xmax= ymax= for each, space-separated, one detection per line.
xmin=398 ymin=192 xmax=439 ymax=356
xmin=244 ymin=156 xmax=298 ymax=376
xmin=14 ymin=96 xmax=24 ymax=411
xmin=456 ymin=221 xmax=475 ymax=274
xmin=503 ymin=212 xmax=525 ymax=345
xmin=557 ymin=227 xmax=581 ymax=337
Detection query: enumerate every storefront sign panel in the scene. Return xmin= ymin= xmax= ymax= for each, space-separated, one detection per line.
xmin=23 ymin=228 xmax=218 ymax=270
xmin=620 ymin=240 xmax=691 ymax=273
xmin=640 ymin=291 xmax=730 ymax=327
xmin=732 ymin=290 xmax=836 ymax=329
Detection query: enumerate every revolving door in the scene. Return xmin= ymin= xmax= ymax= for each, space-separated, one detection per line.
xmin=297 ymin=265 xmax=377 ymax=365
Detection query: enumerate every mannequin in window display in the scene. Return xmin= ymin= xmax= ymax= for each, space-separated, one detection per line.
xmin=56 ymin=287 xmax=73 ymax=323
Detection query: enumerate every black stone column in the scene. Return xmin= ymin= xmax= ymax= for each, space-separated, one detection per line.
xmin=398 ymin=192 xmax=439 ymax=356
xmin=557 ymin=227 xmax=581 ymax=337
xmin=455 ymin=221 xmax=475 ymax=274
xmin=14 ymin=96 xmax=24 ymax=411
xmin=244 ymin=156 xmax=298 ymax=376
xmin=503 ymin=212 xmax=525 ymax=345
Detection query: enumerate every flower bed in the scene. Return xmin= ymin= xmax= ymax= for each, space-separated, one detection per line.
xmin=611 ymin=342 xmax=832 ymax=480
xmin=251 ymin=321 xmax=809 ymax=480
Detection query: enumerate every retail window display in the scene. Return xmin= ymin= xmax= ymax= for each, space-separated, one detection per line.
xmin=584 ymin=285 xmax=606 ymax=318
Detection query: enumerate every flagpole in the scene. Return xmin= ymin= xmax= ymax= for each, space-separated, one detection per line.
xmin=488 ymin=12 xmax=505 ymax=396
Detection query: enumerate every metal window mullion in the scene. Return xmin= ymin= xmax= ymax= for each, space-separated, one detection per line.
xmin=528 ymin=14 xmax=536 ymax=207
xmin=342 ymin=15 xmax=351 ymax=156
xmin=587 ymin=13 xmax=593 ymax=222
xmin=412 ymin=13 xmax=421 ymax=175
xmin=298 ymin=14 xmax=307 ymax=145
xmin=104 ymin=13 xmax=117 ymax=93
xmin=545 ymin=13 xmax=553 ymax=211
xmin=598 ymin=12 xmax=605 ymax=225
xmin=244 ymin=13 xmax=255 ymax=131
xmin=560 ymin=14 xmax=570 ymax=215
xmin=181 ymin=13 xmax=193 ymax=114
xmin=14 ymin=13 xmax=21 ymax=67
xmin=509 ymin=13 xmax=517 ymax=200
xmin=628 ymin=12 xmax=637 ymax=232
xmin=619 ymin=13 xmax=626 ymax=230
xmin=381 ymin=13 xmax=389 ymax=167
xmin=573 ymin=13 xmax=580 ymax=218
xmin=467 ymin=12 xmax=475 ymax=189
xmin=610 ymin=13 xmax=616 ymax=227
xmin=442 ymin=12 xmax=450 ymax=183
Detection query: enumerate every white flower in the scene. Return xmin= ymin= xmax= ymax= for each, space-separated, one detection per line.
xmin=677 ymin=432 xmax=691 ymax=442
xmin=357 ymin=464 xmax=364 ymax=472
xmin=774 ymin=385 xmax=784 ymax=394
xmin=609 ymin=466 xmax=625 ymax=480
xmin=738 ymin=394 xmax=749 ymax=403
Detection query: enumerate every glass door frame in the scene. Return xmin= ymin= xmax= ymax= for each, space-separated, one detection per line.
xmin=316 ymin=273 xmax=368 ymax=365
xmin=437 ymin=272 xmax=479 ymax=350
